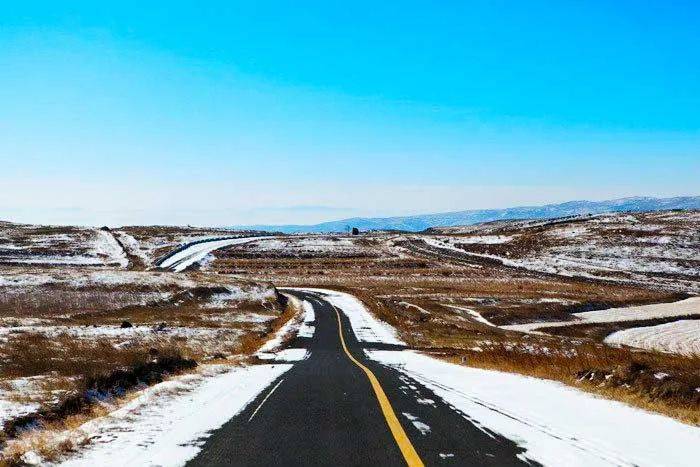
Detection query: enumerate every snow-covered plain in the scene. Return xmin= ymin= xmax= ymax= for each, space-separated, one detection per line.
xmin=0 ymin=228 xmax=129 ymax=268
xmin=368 ymin=350 xmax=700 ymax=467
xmin=419 ymin=211 xmax=700 ymax=294
xmin=605 ymin=320 xmax=700 ymax=355
xmin=203 ymin=284 xmax=277 ymax=308
xmin=503 ymin=297 xmax=700 ymax=333
xmin=246 ymin=236 xmax=369 ymax=255
xmin=55 ymin=364 xmax=290 ymax=467
xmin=444 ymin=304 xmax=496 ymax=327
xmin=0 ymin=324 xmax=244 ymax=346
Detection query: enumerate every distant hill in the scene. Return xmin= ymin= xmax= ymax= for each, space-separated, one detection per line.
xmin=233 ymin=196 xmax=700 ymax=233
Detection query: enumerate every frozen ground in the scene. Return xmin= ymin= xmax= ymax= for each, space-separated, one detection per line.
xmin=605 ymin=320 xmax=700 ymax=355
xmin=0 ymin=324 xmax=245 ymax=346
xmin=0 ymin=383 xmax=41 ymax=425
xmin=368 ymin=350 xmax=700 ymax=467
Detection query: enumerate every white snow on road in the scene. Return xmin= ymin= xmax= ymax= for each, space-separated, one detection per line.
xmin=605 ymin=320 xmax=700 ymax=355
xmin=368 ymin=350 xmax=700 ymax=467
xmin=287 ymin=288 xmax=405 ymax=345
xmin=56 ymin=364 xmax=290 ymax=467
xmin=502 ymin=297 xmax=700 ymax=333
xmin=298 ymin=300 xmax=316 ymax=338
xmin=159 ymin=236 xmax=268 ymax=272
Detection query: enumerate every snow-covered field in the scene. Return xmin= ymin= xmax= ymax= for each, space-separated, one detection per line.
xmin=420 ymin=211 xmax=700 ymax=293
xmin=0 ymin=268 xmax=197 ymax=289
xmin=368 ymin=350 xmax=700 ymax=467
xmin=246 ymin=236 xmax=369 ymax=255
xmin=502 ymin=297 xmax=700 ymax=333
xmin=0 ymin=382 xmax=42 ymax=426
xmin=605 ymin=320 xmax=700 ymax=355
xmin=0 ymin=226 xmax=128 ymax=267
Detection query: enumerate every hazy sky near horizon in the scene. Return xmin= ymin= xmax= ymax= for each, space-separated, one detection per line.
xmin=1 ymin=1 xmax=699 ymax=226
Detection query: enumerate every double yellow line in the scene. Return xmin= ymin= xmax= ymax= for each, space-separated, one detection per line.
xmin=332 ymin=305 xmax=424 ymax=467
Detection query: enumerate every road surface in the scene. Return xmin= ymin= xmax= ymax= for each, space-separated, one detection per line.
xmin=188 ymin=290 xmax=533 ymax=467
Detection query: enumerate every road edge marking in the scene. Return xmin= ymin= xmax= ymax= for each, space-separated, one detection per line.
xmin=248 ymin=378 xmax=285 ymax=422
xmin=332 ymin=305 xmax=425 ymax=467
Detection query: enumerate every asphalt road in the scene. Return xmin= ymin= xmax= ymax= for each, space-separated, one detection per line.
xmin=188 ymin=291 xmax=534 ymax=467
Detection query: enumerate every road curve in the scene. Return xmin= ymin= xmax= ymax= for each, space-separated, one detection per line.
xmin=187 ymin=290 xmax=531 ymax=466
xmin=158 ymin=236 xmax=271 ymax=272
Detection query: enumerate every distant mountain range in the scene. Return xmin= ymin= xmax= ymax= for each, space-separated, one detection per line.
xmin=233 ymin=196 xmax=700 ymax=234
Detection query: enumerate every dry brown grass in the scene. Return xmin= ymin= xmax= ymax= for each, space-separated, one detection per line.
xmin=0 ymin=333 xmax=192 ymax=380
xmin=0 ymin=403 xmax=112 ymax=466
xmin=0 ymin=293 xmax=302 ymax=466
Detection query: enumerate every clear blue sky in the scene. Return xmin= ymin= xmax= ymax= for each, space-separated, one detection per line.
xmin=1 ymin=1 xmax=698 ymax=226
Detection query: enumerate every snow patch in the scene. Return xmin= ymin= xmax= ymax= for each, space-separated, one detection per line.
xmin=368 ymin=350 xmax=700 ymax=467
xmin=605 ymin=320 xmax=700 ymax=355
xmin=402 ymin=412 xmax=431 ymax=435
xmin=503 ymin=297 xmax=700 ymax=333
xmin=286 ymin=288 xmax=404 ymax=345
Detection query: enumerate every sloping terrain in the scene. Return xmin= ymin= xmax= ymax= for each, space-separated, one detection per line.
xmin=234 ymin=196 xmax=700 ymax=233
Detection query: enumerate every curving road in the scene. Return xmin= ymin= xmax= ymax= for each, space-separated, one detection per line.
xmin=187 ymin=290 xmax=531 ymax=467
xmin=157 ymin=236 xmax=271 ymax=272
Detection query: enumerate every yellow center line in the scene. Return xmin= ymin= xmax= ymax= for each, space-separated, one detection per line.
xmin=331 ymin=305 xmax=425 ymax=467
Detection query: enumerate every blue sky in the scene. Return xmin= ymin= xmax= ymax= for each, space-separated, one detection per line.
xmin=1 ymin=1 xmax=698 ymax=226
